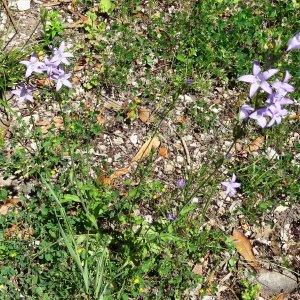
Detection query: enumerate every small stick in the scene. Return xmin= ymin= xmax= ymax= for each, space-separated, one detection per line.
xmin=180 ymin=136 xmax=191 ymax=165
xmin=2 ymin=0 xmax=18 ymax=33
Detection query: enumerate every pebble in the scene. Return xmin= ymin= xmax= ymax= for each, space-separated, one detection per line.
xmin=129 ymin=134 xmax=138 ymax=146
xmin=9 ymin=0 xmax=31 ymax=11
xmin=113 ymin=137 xmax=124 ymax=145
xmin=176 ymin=155 xmax=184 ymax=163
xmin=164 ymin=162 xmax=174 ymax=174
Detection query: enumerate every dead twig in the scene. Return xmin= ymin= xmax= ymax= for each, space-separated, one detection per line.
xmin=180 ymin=136 xmax=191 ymax=166
xmin=2 ymin=0 xmax=18 ymax=33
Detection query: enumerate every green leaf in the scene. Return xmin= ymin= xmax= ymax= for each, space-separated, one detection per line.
xmin=99 ymin=0 xmax=113 ymax=13
xmin=61 ymin=194 xmax=81 ymax=203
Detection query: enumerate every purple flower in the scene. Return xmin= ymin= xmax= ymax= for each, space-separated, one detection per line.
xmin=287 ymin=33 xmax=300 ymax=51
xmin=167 ymin=213 xmax=176 ymax=221
xmin=176 ymin=178 xmax=186 ymax=188
xmin=186 ymin=78 xmax=193 ymax=85
xmin=20 ymin=54 xmax=45 ymax=78
xmin=11 ymin=83 xmax=34 ymax=105
xmin=239 ymin=104 xmax=255 ymax=121
xmin=41 ymin=57 xmax=61 ymax=77
xmin=265 ymin=103 xmax=288 ymax=127
xmin=52 ymin=69 xmax=72 ymax=91
xmin=272 ymin=71 xmax=294 ymax=97
xmin=238 ymin=61 xmax=278 ymax=98
xmin=50 ymin=42 xmax=73 ymax=66
xmin=249 ymin=107 xmax=268 ymax=128
xmin=266 ymin=92 xmax=294 ymax=106
xmin=221 ymin=174 xmax=241 ymax=197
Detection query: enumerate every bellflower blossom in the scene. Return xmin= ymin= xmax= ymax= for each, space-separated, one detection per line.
xmin=50 ymin=41 xmax=73 ymax=66
xmin=221 ymin=174 xmax=241 ymax=197
xmin=287 ymin=32 xmax=300 ymax=51
xmin=239 ymin=104 xmax=255 ymax=121
xmin=238 ymin=61 xmax=278 ymax=98
xmin=176 ymin=178 xmax=186 ymax=188
xmin=20 ymin=54 xmax=45 ymax=77
xmin=266 ymin=104 xmax=288 ymax=127
xmin=11 ymin=84 xmax=34 ymax=105
xmin=41 ymin=57 xmax=62 ymax=77
xmin=52 ymin=69 xmax=72 ymax=91
xmin=249 ymin=107 xmax=268 ymax=128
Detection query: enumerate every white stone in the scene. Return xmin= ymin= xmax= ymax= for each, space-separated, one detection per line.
xmin=164 ymin=163 xmax=174 ymax=174
xmin=16 ymin=0 xmax=31 ymax=11
xmin=266 ymin=147 xmax=279 ymax=160
xmin=176 ymin=155 xmax=184 ymax=163
xmin=113 ymin=137 xmax=124 ymax=145
xmin=129 ymin=134 xmax=138 ymax=146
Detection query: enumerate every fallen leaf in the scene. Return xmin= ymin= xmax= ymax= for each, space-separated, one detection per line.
xmin=192 ymin=263 xmax=203 ymax=275
xmin=36 ymin=78 xmax=53 ymax=87
xmin=247 ymin=136 xmax=265 ymax=152
xmin=97 ymin=114 xmax=105 ymax=125
xmin=139 ymin=107 xmax=152 ymax=123
xmin=103 ymin=100 xmax=123 ymax=111
xmin=273 ymin=293 xmax=287 ymax=300
xmin=175 ymin=115 xmax=188 ymax=124
xmin=5 ymin=224 xmax=19 ymax=238
xmin=98 ymin=176 xmax=112 ymax=186
xmin=232 ymin=229 xmax=260 ymax=271
xmin=132 ymin=136 xmax=160 ymax=162
xmin=110 ymin=166 xmax=130 ymax=180
xmin=256 ymin=270 xmax=297 ymax=297
xmin=0 ymin=198 xmax=20 ymax=215
xmin=53 ymin=116 xmax=64 ymax=129
xmin=158 ymin=147 xmax=169 ymax=158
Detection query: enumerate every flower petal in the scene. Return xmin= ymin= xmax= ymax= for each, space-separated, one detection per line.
xmin=260 ymin=81 xmax=272 ymax=94
xmin=262 ymin=69 xmax=278 ymax=80
xmin=238 ymin=75 xmax=256 ymax=83
xmin=253 ymin=61 xmax=261 ymax=76
xmin=249 ymin=82 xmax=260 ymax=98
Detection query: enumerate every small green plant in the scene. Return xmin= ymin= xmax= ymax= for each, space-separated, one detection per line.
xmin=41 ymin=9 xmax=64 ymax=44
xmin=240 ymin=279 xmax=260 ymax=300
xmin=84 ymin=11 xmax=106 ymax=41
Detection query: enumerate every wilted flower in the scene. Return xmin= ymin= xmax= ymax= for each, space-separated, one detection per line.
xmin=176 ymin=178 xmax=186 ymax=188
xmin=238 ymin=61 xmax=278 ymax=98
xmin=11 ymin=83 xmax=34 ymax=104
xmin=239 ymin=104 xmax=255 ymax=121
xmin=50 ymin=41 xmax=73 ymax=66
xmin=266 ymin=103 xmax=288 ymax=127
xmin=221 ymin=174 xmax=241 ymax=197
xmin=287 ymin=32 xmax=300 ymax=51
xmin=20 ymin=54 xmax=45 ymax=77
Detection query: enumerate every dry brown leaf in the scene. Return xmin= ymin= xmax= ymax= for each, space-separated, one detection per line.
xmin=273 ymin=293 xmax=287 ymax=300
xmin=5 ymin=224 xmax=19 ymax=238
xmin=192 ymin=263 xmax=203 ymax=275
xmin=53 ymin=116 xmax=64 ymax=129
xmin=158 ymin=147 xmax=169 ymax=158
xmin=175 ymin=115 xmax=187 ymax=124
xmin=97 ymin=114 xmax=105 ymax=125
xmin=98 ymin=176 xmax=112 ymax=186
xmin=232 ymin=229 xmax=260 ymax=271
xmin=132 ymin=136 xmax=160 ymax=162
xmin=104 ymin=100 xmax=123 ymax=111
xmin=247 ymin=136 xmax=265 ymax=152
xmin=139 ymin=107 xmax=152 ymax=123
xmin=0 ymin=198 xmax=20 ymax=215
xmin=110 ymin=166 xmax=130 ymax=180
